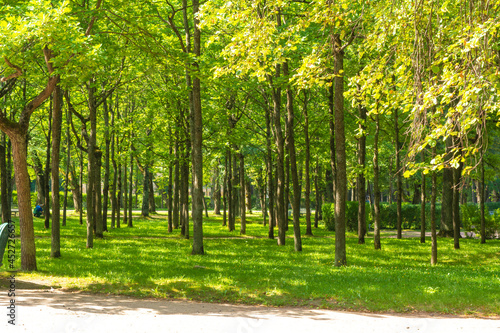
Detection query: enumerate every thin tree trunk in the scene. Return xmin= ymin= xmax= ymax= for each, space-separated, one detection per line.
xmin=79 ymin=148 xmax=83 ymax=225
xmin=452 ymin=162 xmax=462 ymax=249
xmin=128 ymin=151 xmax=133 ymax=227
xmin=420 ymin=153 xmax=426 ymax=244
xmin=214 ymin=162 xmax=221 ymax=215
xmin=168 ymin=146 xmax=173 ymax=232
xmin=102 ymin=96 xmax=110 ymax=232
xmin=431 ymin=147 xmax=438 ymax=264
xmin=373 ymin=113 xmax=381 ymax=250
xmin=304 ymin=91 xmax=312 ymax=236
xmin=44 ymin=99 xmax=52 ymax=230
xmin=440 ymin=137 xmax=454 ymax=237
xmin=149 ymin=172 xmax=156 ymax=213
xmin=223 ymin=154 xmax=227 ymax=227
xmin=111 ymin=111 xmax=117 ymax=229
xmin=173 ymin=139 xmax=180 ymax=229
xmin=51 ymin=84 xmax=62 ymax=258
xmin=95 ymin=150 xmax=103 ymax=238
xmin=357 ymin=106 xmax=367 ymax=244
xmin=62 ymin=103 xmax=71 ymax=227
xmin=240 ymin=152 xmax=246 ymax=235
xmin=479 ymin=151 xmax=486 ymax=243
xmin=395 ymin=108 xmax=402 ymax=239
xmin=142 ymin=166 xmax=149 ymax=217
xmin=314 ymin=160 xmax=321 ymax=229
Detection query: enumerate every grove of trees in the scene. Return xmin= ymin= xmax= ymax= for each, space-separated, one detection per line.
xmin=1 ymin=0 xmax=499 ymax=271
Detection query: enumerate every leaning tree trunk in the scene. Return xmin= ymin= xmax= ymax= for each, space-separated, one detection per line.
xmin=51 ymin=84 xmax=63 ymax=258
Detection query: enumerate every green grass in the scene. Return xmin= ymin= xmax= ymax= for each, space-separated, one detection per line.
xmin=2 ymin=211 xmax=500 ymax=316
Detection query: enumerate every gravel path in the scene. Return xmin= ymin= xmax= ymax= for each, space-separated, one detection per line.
xmin=1 ymin=288 xmax=499 ymax=333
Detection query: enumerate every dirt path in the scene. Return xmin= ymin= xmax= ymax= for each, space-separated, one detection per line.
xmin=1 ymin=286 xmax=499 ymax=333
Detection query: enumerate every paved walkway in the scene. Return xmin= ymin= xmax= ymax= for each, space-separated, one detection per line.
xmin=1 ymin=288 xmax=499 ymax=333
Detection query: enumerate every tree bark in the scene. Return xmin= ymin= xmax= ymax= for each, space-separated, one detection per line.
xmin=0 ymin=134 xmax=8 ymax=224
xmin=142 ymin=166 xmax=149 ymax=217
xmin=51 ymin=83 xmax=63 ymax=257
xmin=128 ymin=151 xmax=133 ymax=227
xmin=314 ymin=160 xmax=321 ymax=229
xmin=439 ymin=137 xmax=454 ymax=237
xmin=333 ymin=34 xmax=347 ymax=265
xmin=431 ymin=147 xmax=438 ymax=265
xmin=395 ymin=108 xmax=402 ymax=239
xmin=168 ymin=146 xmax=173 ymax=232
xmin=304 ymin=91 xmax=312 ymax=236
xmin=284 ymin=61 xmax=302 ymax=251
xmin=102 ymin=95 xmax=110 ymax=232
xmin=239 ymin=151 xmax=246 ymax=234
xmin=173 ymin=139 xmax=180 ymax=229
xmin=357 ymin=106 xmax=367 ymax=244
xmin=149 ymin=171 xmax=156 ymax=213
xmin=44 ymin=100 xmax=52 ymax=229
xmin=62 ymin=103 xmax=71 ymax=227
xmin=214 ymin=163 xmax=221 ymax=215
xmin=373 ymin=113 xmax=381 ymax=250
xmin=94 ymin=150 xmax=103 ymax=238
xmin=479 ymin=152 xmax=485 ymax=243
xmin=452 ymin=162 xmax=462 ymax=249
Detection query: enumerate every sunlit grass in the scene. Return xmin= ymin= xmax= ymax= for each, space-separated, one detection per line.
xmin=2 ymin=211 xmax=500 ymax=316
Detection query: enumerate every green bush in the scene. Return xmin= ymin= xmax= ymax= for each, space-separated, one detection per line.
xmin=321 ymin=203 xmax=335 ymax=231
xmin=461 ymin=204 xmax=500 ymax=238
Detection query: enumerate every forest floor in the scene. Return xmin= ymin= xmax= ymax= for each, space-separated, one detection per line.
xmin=1 ymin=286 xmax=499 ymax=333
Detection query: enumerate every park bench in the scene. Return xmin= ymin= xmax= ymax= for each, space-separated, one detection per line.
xmin=11 ymin=209 xmax=19 ymax=217
xmin=0 ymin=222 xmax=9 ymax=267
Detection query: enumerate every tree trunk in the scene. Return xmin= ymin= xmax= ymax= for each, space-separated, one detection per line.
xmin=239 ymin=152 xmax=246 ymax=235
xmin=94 ymin=150 xmax=103 ymax=238
xmin=440 ymin=137 xmax=454 ymax=237
xmin=452 ymin=162 xmax=462 ymax=249
xmin=395 ymin=108 xmax=402 ymax=239
xmin=62 ymin=103 xmax=71 ymax=227
xmin=227 ymin=148 xmax=233 ymax=231
xmin=12 ymin=134 xmax=37 ymax=270
xmin=44 ymin=102 xmax=52 ymax=229
xmin=168 ymin=146 xmax=173 ymax=232
xmin=333 ymin=34 xmax=347 ymax=265
xmin=51 ymin=84 xmax=62 ymax=257
xmin=111 ymin=115 xmax=117 ymax=229
xmin=314 ymin=160 xmax=321 ymax=228
xmin=373 ymin=113 xmax=381 ymax=250
xmin=357 ymin=106 xmax=367 ymax=244
xmin=0 ymin=135 xmax=8 ymax=224
xmin=265 ymin=102 xmax=274 ymax=239
xmin=284 ymin=61 xmax=302 ymax=251
xmin=222 ymin=155 xmax=227 ymax=227
xmin=214 ymin=162 xmax=221 ymax=215
xmin=479 ymin=152 xmax=486 ymax=243
xmin=124 ymin=156 xmax=128 ymax=226
xmin=102 ymin=96 xmax=110 ymax=232
xmin=271 ymin=63 xmax=285 ymax=246
xmin=431 ymin=148 xmax=438 ymax=265
xmin=117 ymin=158 xmax=122 ymax=228
xmin=128 ymin=151 xmax=133 ymax=227
xmin=142 ymin=166 xmax=149 ymax=217
xmin=420 ymin=171 xmax=426 ymax=244
xmin=86 ymin=80 xmax=97 ymax=248
xmin=304 ymin=91 xmax=312 ymax=236
xmin=173 ymin=139 xmax=180 ymax=229
xmin=149 ymin=171 xmax=156 ymax=213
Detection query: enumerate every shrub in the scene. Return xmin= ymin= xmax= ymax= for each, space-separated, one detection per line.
xmin=322 ymin=203 xmax=335 ymax=231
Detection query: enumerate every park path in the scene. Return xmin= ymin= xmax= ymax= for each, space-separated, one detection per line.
xmin=1 ymin=287 xmax=499 ymax=333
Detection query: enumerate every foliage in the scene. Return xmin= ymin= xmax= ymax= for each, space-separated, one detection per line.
xmin=322 ymin=203 xmax=335 ymax=231
xmin=461 ymin=204 xmax=500 ymax=238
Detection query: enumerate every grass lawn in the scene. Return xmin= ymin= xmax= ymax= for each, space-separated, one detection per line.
xmin=2 ymin=211 xmax=499 ymax=317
